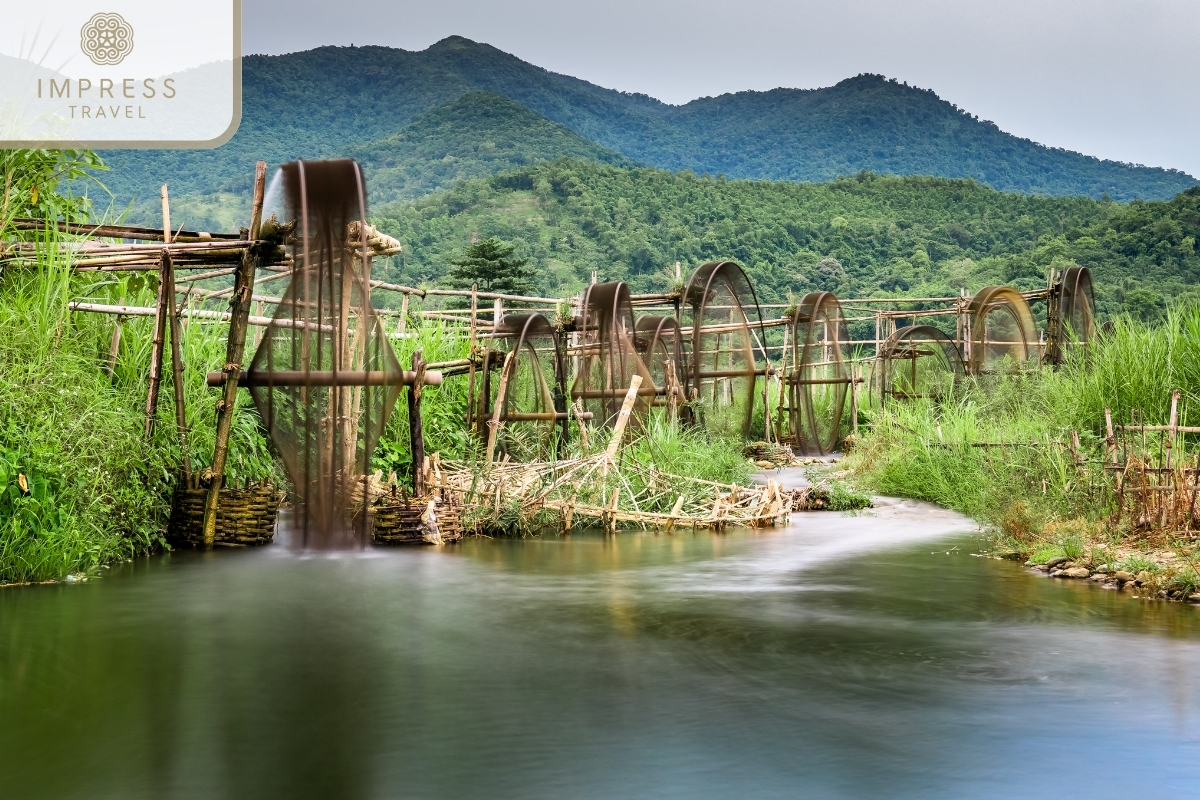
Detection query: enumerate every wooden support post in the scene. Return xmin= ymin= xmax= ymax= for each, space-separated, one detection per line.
xmin=252 ymin=300 xmax=263 ymax=347
xmin=106 ymin=293 xmax=125 ymax=378
xmin=398 ymin=292 xmax=409 ymax=337
xmin=165 ymin=252 xmax=191 ymax=482
xmin=201 ymin=161 xmax=266 ymax=548
xmin=493 ymin=297 xmax=503 ymax=329
xmin=485 ymin=351 xmax=516 ymax=465
xmin=849 ymin=362 xmax=859 ymax=436
xmin=466 ymin=284 xmax=478 ymax=429
xmin=572 ymin=399 xmax=589 ymax=449
xmin=776 ymin=321 xmax=788 ymax=442
xmin=409 ymin=350 xmax=427 ymax=496
xmin=665 ymin=358 xmax=679 ymax=423
xmin=1105 ymin=408 xmax=1118 ymax=466
xmin=143 ymin=260 xmax=171 ymax=437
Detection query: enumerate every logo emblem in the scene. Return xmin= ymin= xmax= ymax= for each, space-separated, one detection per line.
xmin=80 ymin=12 xmax=134 ymax=65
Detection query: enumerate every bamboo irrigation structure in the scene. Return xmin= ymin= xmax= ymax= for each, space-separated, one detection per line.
xmin=1 ymin=158 xmax=1099 ymax=543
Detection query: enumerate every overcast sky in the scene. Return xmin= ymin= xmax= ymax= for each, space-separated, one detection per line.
xmin=244 ymin=0 xmax=1200 ymax=178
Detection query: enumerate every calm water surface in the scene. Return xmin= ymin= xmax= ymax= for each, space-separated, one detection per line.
xmin=3 ymin=496 xmax=1200 ymax=798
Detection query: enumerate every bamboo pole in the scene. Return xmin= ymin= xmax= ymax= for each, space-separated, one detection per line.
xmin=106 ymin=293 xmax=125 ymax=378
xmin=143 ymin=185 xmax=175 ymax=438
xmin=69 ymin=301 xmax=328 ymax=330
xmin=398 ymin=292 xmax=409 ymax=337
xmin=665 ymin=358 xmax=679 ymax=423
xmin=466 ymin=284 xmax=478 ymax=430
xmin=486 ymin=351 xmax=516 ymax=464
xmin=143 ymin=260 xmax=171 ymax=437
xmin=409 ymin=350 xmax=427 ymax=496
xmin=605 ymin=375 xmax=643 ymax=460
xmin=1166 ymin=389 xmax=1180 ymax=472
xmin=166 ymin=252 xmax=191 ymax=482
xmin=202 ymin=161 xmax=266 ymax=548
xmin=849 ymin=360 xmax=859 ymax=435
xmin=571 ymin=398 xmax=590 ymax=450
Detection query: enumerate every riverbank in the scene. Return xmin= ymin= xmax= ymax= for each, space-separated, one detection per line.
xmin=839 ymin=305 xmax=1200 ymax=604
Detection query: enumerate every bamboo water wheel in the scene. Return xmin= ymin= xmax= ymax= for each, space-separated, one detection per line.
xmin=874 ymin=325 xmax=964 ymax=408
xmin=246 ymin=159 xmax=404 ymax=545
xmin=1045 ymin=266 xmax=1095 ymax=365
xmin=784 ymin=291 xmax=851 ymax=455
xmin=572 ymin=281 xmax=655 ymax=427
xmin=476 ymin=313 xmax=567 ymax=459
xmin=634 ymin=315 xmax=690 ymax=419
xmin=966 ymin=285 xmax=1037 ymax=374
xmin=679 ymin=262 xmax=766 ymax=437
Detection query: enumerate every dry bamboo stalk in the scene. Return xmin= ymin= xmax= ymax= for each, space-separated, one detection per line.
xmin=175 ymin=266 xmax=238 ymax=285
xmin=409 ymin=351 xmax=427 ymax=496
xmin=665 ymin=358 xmax=680 ymax=422
xmin=486 ymin=351 xmax=516 ymax=465
xmin=166 ymin=252 xmax=191 ymax=481
xmin=200 ymin=268 xmax=291 ymax=298
xmin=371 ymin=280 xmax=425 ymax=296
xmin=1119 ymin=425 xmax=1200 ymax=434
xmin=665 ymin=494 xmax=685 ymax=533
xmin=423 ymin=288 xmax=559 ymax=304
xmin=143 ymin=247 xmax=171 ymax=438
xmin=68 ymin=302 xmax=329 ymax=330
xmin=605 ymin=375 xmax=643 ymax=461
xmin=106 ymin=293 xmax=125 ymax=378
xmin=572 ymin=399 xmax=589 ymax=449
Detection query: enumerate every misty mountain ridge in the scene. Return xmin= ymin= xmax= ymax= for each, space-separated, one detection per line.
xmin=98 ymin=36 xmax=1196 ymax=229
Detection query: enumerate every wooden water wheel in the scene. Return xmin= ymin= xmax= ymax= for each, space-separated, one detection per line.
xmin=476 ymin=313 xmax=567 ymax=460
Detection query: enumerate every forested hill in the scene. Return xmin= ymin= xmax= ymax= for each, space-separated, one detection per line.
xmin=99 ymin=36 xmax=1195 ymax=226
xmin=348 ymin=92 xmax=637 ymax=207
xmin=371 ymin=160 xmax=1200 ymax=320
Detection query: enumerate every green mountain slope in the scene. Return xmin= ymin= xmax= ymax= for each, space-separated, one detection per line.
xmin=349 ymin=92 xmax=637 ymax=207
xmin=371 ymin=159 xmax=1200 ymax=317
xmin=98 ymin=36 xmax=1195 ymax=226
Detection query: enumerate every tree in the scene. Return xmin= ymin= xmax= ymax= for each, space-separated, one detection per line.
xmin=446 ymin=237 xmax=535 ymax=295
xmin=1 ymin=149 xmax=105 ymax=234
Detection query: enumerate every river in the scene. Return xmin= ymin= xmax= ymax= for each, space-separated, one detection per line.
xmin=3 ymin=494 xmax=1200 ymax=798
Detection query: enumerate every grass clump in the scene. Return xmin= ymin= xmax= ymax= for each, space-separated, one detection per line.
xmin=825 ymin=479 xmax=873 ymax=511
xmin=1117 ymin=555 xmax=1160 ymax=575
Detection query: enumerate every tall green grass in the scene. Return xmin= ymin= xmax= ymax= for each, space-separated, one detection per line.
xmin=845 ymin=304 xmax=1200 ymax=553
xmin=1 ymin=228 xmax=277 ymax=583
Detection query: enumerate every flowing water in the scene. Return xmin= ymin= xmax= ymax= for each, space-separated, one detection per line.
xmin=4 ymin=493 xmax=1200 ymax=798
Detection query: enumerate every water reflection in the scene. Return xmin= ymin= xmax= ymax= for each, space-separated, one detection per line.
xmin=2 ymin=500 xmax=1200 ymax=798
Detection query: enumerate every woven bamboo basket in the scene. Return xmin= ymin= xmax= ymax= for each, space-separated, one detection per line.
xmin=169 ymin=480 xmax=283 ymax=547
xmin=372 ymin=488 xmax=464 ymax=544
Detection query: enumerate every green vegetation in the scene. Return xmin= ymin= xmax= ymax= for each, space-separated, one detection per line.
xmin=0 ymin=151 xmax=280 ymax=582
xmin=0 ymin=242 xmax=286 ymax=582
xmin=844 ymin=305 xmax=1200 ymax=587
xmin=99 ymin=37 xmax=1194 ymax=229
xmin=350 ymin=92 xmax=637 ymax=208
xmin=445 ymin=236 xmax=535 ymax=295
xmin=6 ymin=133 xmax=1200 ymax=585
xmin=0 ymin=149 xmax=105 ymax=229
xmin=374 ymin=160 xmax=1200 ymax=315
